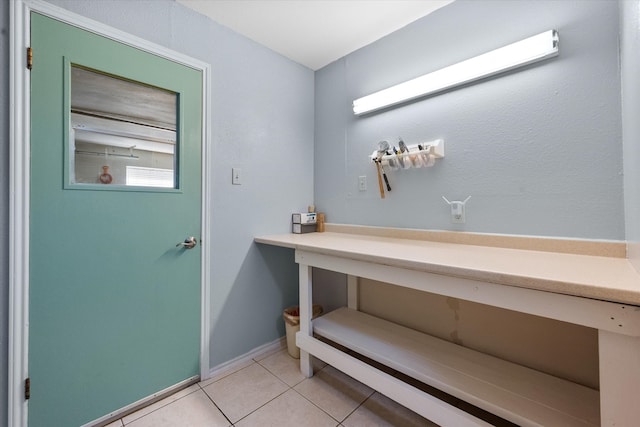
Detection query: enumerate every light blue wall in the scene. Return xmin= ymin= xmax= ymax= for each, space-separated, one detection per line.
xmin=0 ymin=2 xmax=313 ymax=420
xmin=621 ymin=0 xmax=640 ymax=270
xmin=315 ymin=0 xmax=624 ymax=240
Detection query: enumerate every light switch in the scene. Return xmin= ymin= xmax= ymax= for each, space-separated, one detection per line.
xmin=232 ymin=168 xmax=242 ymax=185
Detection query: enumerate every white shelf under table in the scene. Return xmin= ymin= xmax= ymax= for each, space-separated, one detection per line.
xmin=256 ymin=229 xmax=640 ymax=426
xmin=311 ymin=307 xmax=599 ymax=427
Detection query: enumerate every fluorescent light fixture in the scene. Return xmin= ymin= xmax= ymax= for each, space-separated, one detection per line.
xmin=353 ymin=30 xmax=559 ymax=115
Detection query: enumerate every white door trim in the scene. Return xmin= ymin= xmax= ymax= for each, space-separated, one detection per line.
xmin=8 ymin=1 xmax=212 ymax=426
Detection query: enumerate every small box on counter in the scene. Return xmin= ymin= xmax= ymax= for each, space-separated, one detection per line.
xmin=292 ymin=223 xmax=316 ymax=234
xmin=292 ymin=212 xmax=317 ymax=224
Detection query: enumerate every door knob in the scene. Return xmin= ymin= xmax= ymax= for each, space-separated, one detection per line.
xmin=176 ymin=236 xmax=197 ymax=249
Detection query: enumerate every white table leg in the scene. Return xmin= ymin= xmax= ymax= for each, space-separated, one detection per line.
xmin=299 ymin=263 xmax=313 ymax=377
xmin=599 ymin=329 xmax=640 ymax=425
xmin=347 ymin=275 xmax=359 ymax=310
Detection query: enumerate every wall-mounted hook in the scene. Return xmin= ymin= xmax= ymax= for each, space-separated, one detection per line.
xmin=442 ymin=196 xmax=471 ymax=223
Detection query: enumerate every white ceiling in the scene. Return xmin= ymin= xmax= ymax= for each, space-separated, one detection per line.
xmin=177 ymin=0 xmax=454 ymax=70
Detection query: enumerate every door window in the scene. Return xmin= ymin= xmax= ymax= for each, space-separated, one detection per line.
xmin=69 ymin=65 xmax=178 ymax=188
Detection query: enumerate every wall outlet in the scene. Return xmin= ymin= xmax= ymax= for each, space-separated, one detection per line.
xmin=358 ymin=175 xmax=367 ymax=191
xmin=232 ymin=168 xmax=242 ymax=185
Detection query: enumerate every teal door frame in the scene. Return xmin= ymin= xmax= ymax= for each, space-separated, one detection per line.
xmin=8 ymin=1 xmax=212 ymax=426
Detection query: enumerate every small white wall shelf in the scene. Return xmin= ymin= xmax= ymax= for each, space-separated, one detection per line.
xmin=370 ymin=139 xmax=444 ymax=170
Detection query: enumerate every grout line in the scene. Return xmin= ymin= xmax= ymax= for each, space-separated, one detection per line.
xmin=291 ymin=386 xmax=344 ymax=424
xmin=289 ymin=367 xmax=349 ymax=425
xmin=254 ymin=353 xmax=307 ymax=388
xmin=227 ymin=359 xmax=337 ymax=425
xmin=291 ymin=364 xmax=375 ymax=424
xmin=200 ymin=383 xmax=234 ymax=426
xmin=201 ymin=360 xmax=296 ymax=425
xmin=342 ymin=391 xmax=374 ymax=423
xmin=231 ymin=386 xmax=291 ymax=425
xmin=122 ymin=357 xmax=369 ymax=426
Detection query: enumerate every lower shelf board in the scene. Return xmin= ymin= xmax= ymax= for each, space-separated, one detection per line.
xmin=315 ymin=334 xmax=518 ymax=427
xmin=309 ymin=307 xmax=599 ymax=427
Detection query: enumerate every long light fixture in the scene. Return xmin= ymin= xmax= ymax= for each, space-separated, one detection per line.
xmin=352 ymin=30 xmax=559 ymax=115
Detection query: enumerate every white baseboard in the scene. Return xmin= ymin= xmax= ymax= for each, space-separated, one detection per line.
xmin=206 ymin=337 xmax=286 ymax=380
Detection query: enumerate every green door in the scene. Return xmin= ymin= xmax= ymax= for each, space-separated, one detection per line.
xmin=29 ymin=13 xmax=203 ymax=426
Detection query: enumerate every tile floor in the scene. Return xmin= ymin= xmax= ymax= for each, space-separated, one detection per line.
xmin=103 ymin=348 xmax=438 ymax=427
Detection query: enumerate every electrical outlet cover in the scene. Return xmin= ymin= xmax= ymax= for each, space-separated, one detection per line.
xmin=232 ymin=167 xmax=242 ymax=185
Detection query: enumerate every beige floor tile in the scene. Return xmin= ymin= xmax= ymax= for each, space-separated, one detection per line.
xmin=122 ymin=384 xmax=200 ymax=424
xmin=202 ymin=362 xmax=289 ymax=423
xmin=258 ymin=349 xmax=328 ymax=386
xmin=235 ymin=389 xmax=338 ymax=427
xmin=294 ymin=366 xmax=374 ymax=422
xmin=124 ymin=389 xmax=229 ymax=427
xmin=104 ymin=420 xmax=124 ymax=427
xmin=342 ymin=392 xmax=439 ymax=427
xmin=257 ymin=349 xmax=307 ymax=386
xmin=199 ymin=358 xmax=255 ymax=388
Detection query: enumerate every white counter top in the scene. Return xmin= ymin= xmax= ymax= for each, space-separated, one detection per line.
xmin=255 ymin=228 xmax=640 ymax=306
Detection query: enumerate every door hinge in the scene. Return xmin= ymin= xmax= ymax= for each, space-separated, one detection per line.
xmin=27 ymin=47 xmax=33 ymax=70
xmin=25 ymin=377 xmax=30 ymax=400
